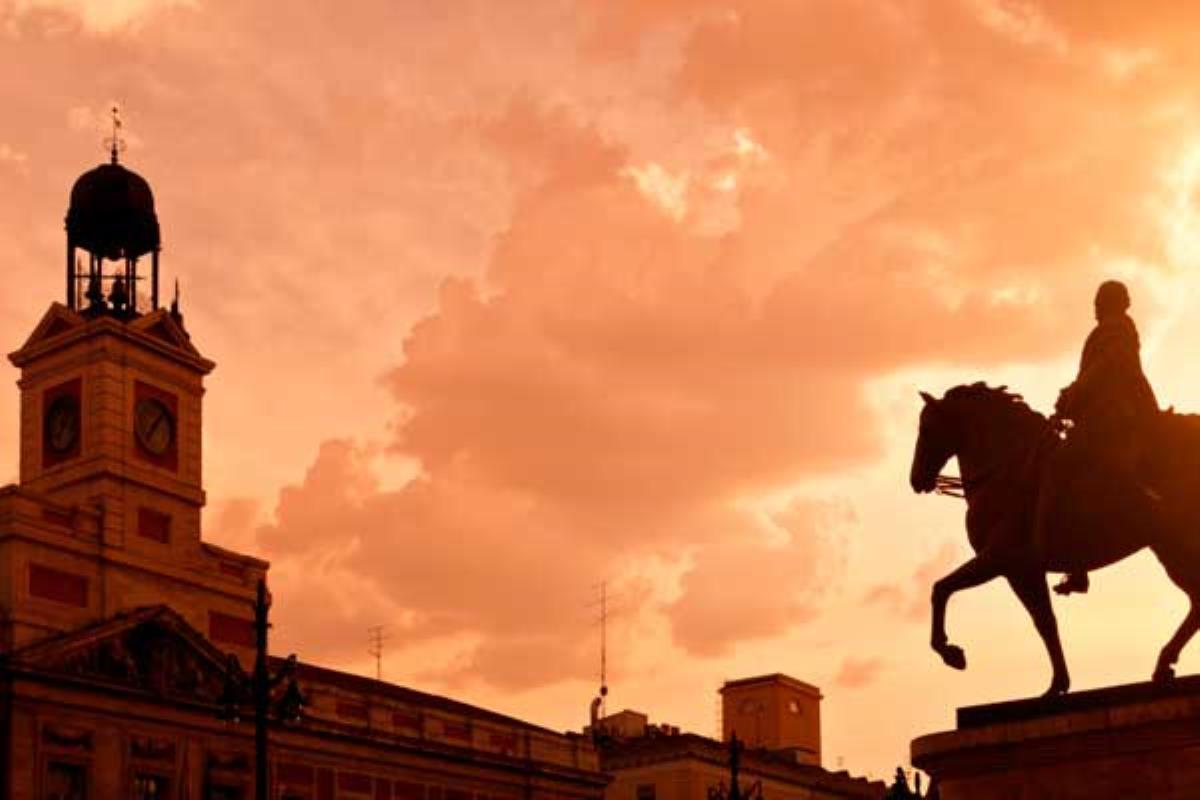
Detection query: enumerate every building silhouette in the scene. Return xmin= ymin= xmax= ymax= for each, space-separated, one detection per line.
xmin=591 ymin=675 xmax=884 ymax=800
xmin=0 ymin=153 xmax=606 ymax=799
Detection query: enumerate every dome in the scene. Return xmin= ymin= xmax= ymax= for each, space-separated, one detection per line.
xmin=66 ymin=162 xmax=160 ymax=261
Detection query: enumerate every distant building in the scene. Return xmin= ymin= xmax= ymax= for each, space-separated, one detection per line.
xmin=0 ymin=150 xmax=607 ymax=800
xmin=591 ymin=675 xmax=884 ymax=800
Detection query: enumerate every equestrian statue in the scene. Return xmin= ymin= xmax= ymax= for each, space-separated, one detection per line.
xmin=910 ymin=280 xmax=1200 ymax=696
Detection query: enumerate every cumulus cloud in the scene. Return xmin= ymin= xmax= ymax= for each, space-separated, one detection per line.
xmin=833 ymin=656 xmax=886 ymax=690
xmin=4 ymin=0 xmax=193 ymax=33
xmin=863 ymin=541 xmax=963 ymax=621
xmin=6 ymin=0 xmax=1200 ymax=752
xmin=230 ymin=0 xmax=1200 ymax=691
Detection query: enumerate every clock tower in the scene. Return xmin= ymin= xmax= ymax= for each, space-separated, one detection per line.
xmin=0 ymin=141 xmax=264 ymax=658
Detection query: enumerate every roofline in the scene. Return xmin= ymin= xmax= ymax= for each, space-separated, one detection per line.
xmin=720 ymin=673 xmax=822 ymax=697
xmin=202 ymin=541 xmax=269 ymax=569
xmin=599 ymin=732 xmax=881 ymax=793
xmin=274 ymin=658 xmax=569 ymax=738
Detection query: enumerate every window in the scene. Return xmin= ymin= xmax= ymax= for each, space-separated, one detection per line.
xmin=137 ymin=508 xmax=172 ymax=543
xmin=636 ymin=785 xmax=656 ymax=800
xmin=133 ymin=774 xmax=169 ymax=800
xmin=29 ymin=563 xmax=89 ymax=607
xmin=45 ymin=761 xmax=87 ymax=800
xmin=205 ymin=785 xmax=243 ymax=800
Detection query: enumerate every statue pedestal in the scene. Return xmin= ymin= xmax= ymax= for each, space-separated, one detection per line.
xmin=912 ymin=675 xmax=1200 ymax=799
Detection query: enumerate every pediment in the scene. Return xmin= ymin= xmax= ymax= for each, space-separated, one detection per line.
xmin=10 ymin=606 xmax=237 ymax=702
xmin=129 ymin=309 xmax=201 ymax=357
xmin=15 ymin=303 xmax=85 ymax=352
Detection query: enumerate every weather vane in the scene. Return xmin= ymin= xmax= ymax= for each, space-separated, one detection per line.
xmin=104 ymin=105 xmax=126 ymax=165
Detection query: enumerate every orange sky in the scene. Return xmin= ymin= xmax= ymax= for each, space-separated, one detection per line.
xmin=6 ymin=0 xmax=1200 ymax=780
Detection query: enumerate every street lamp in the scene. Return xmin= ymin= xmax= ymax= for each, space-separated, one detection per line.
xmin=218 ymin=579 xmax=304 ymax=800
xmin=707 ymin=733 xmax=763 ymax=800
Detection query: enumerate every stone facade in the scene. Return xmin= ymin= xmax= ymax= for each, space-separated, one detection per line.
xmin=912 ymin=676 xmax=1200 ymax=799
xmin=2 ymin=606 xmax=603 ymax=800
xmin=593 ymin=691 xmax=883 ymax=800
xmin=0 ymin=167 xmax=608 ymax=799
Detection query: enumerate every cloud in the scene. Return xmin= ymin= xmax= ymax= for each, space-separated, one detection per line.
xmin=7 ymin=0 xmax=1200 ymax=770
xmin=833 ymin=656 xmax=886 ymax=689
xmin=863 ymin=541 xmax=962 ymax=621
xmin=5 ymin=0 xmax=194 ymax=33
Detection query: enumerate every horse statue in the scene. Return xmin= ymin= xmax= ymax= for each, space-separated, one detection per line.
xmin=910 ymin=382 xmax=1200 ymax=696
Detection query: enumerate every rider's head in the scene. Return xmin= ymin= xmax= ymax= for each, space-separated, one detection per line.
xmin=1094 ymin=280 xmax=1131 ymax=321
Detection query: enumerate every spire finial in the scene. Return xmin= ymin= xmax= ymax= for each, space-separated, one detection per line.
xmin=104 ymin=105 xmax=126 ymax=164
xmin=170 ymin=278 xmax=185 ymax=329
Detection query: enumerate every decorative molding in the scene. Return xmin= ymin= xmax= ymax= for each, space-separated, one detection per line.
xmin=34 ymin=616 xmax=229 ymax=703
xmin=207 ymin=751 xmax=251 ymax=773
xmin=41 ymin=723 xmax=93 ymax=750
xmin=130 ymin=734 xmax=176 ymax=762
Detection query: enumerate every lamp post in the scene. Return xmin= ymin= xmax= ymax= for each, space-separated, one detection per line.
xmin=707 ymin=733 xmax=763 ymax=800
xmin=218 ymin=579 xmax=304 ymax=800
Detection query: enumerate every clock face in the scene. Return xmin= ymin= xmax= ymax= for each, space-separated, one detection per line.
xmin=45 ymin=394 xmax=80 ymax=454
xmin=134 ymin=398 xmax=174 ymax=456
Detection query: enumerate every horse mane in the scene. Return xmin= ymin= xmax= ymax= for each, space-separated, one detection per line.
xmin=943 ymin=382 xmax=1048 ymax=430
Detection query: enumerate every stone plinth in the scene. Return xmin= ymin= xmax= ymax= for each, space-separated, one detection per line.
xmin=912 ymin=676 xmax=1200 ymax=799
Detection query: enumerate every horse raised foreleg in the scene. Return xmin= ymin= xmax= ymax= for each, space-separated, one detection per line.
xmin=931 ymin=555 xmax=1003 ymax=670
xmin=1006 ymin=570 xmax=1070 ymax=697
xmin=1153 ymin=601 xmax=1200 ymax=683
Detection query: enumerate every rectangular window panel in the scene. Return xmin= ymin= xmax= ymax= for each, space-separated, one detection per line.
xmin=29 ymin=563 xmax=88 ymax=607
xmin=137 ymin=507 xmax=172 ymax=543
xmin=277 ymin=763 xmax=315 ymax=787
xmin=636 ymin=785 xmax=656 ymax=800
xmin=441 ymin=721 xmax=470 ymax=741
xmin=336 ymin=702 xmax=369 ymax=721
xmin=205 ymin=786 xmax=244 ymax=800
xmin=317 ymin=769 xmax=334 ymax=800
xmin=394 ymin=781 xmax=424 ymax=800
xmin=45 ymin=761 xmax=87 ymax=800
xmin=133 ymin=773 xmax=170 ymax=800
xmin=338 ymin=772 xmax=374 ymax=794
xmin=208 ymin=611 xmax=255 ymax=648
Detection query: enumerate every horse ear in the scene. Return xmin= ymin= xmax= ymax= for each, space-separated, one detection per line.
xmin=920 ymin=391 xmax=936 ymax=405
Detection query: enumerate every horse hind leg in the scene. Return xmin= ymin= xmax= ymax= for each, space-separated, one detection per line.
xmin=1154 ymin=600 xmax=1200 ymax=683
xmin=1150 ymin=533 xmax=1200 ymax=682
xmin=1007 ymin=570 xmax=1070 ymax=697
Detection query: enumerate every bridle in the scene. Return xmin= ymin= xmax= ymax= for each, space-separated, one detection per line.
xmin=933 ymin=415 xmax=1067 ymax=501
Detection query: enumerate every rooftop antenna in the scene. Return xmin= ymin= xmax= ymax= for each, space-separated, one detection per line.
xmin=587 ymin=580 xmax=628 ymax=735
xmin=103 ymin=105 xmax=126 ymax=165
xmin=367 ymin=625 xmax=386 ymax=681
xmin=599 ymin=581 xmax=609 ymax=717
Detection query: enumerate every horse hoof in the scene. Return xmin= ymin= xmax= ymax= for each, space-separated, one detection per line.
xmin=940 ymin=644 xmax=967 ymax=670
xmin=1043 ymin=678 xmax=1070 ymax=698
xmin=1153 ymin=666 xmax=1176 ymax=684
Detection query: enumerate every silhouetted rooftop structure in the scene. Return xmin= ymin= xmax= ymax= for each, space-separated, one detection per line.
xmin=63 ymin=106 xmax=166 ymax=316
xmin=598 ymin=728 xmax=882 ymax=799
xmin=67 ymin=161 xmax=160 ymax=261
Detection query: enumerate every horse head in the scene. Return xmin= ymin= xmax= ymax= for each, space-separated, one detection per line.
xmin=910 ymin=390 xmax=957 ymax=493
xmin=910 ymin=382 xmax=1042 ymax=495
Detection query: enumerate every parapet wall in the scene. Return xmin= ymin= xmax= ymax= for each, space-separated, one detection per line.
xmin=913 ymin=676 xmax=1200 ymax=800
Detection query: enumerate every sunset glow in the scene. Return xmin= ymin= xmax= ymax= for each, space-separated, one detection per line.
xmin=5 ymin=0 xmax=1200 ymax=779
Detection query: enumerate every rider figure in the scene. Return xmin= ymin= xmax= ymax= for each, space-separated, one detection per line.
xmin=1053 ymin=280 xmax=1159 ymax=595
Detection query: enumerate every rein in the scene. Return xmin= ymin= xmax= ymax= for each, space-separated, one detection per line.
xmin=935 ymin=475 xmax=965 ymax=498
